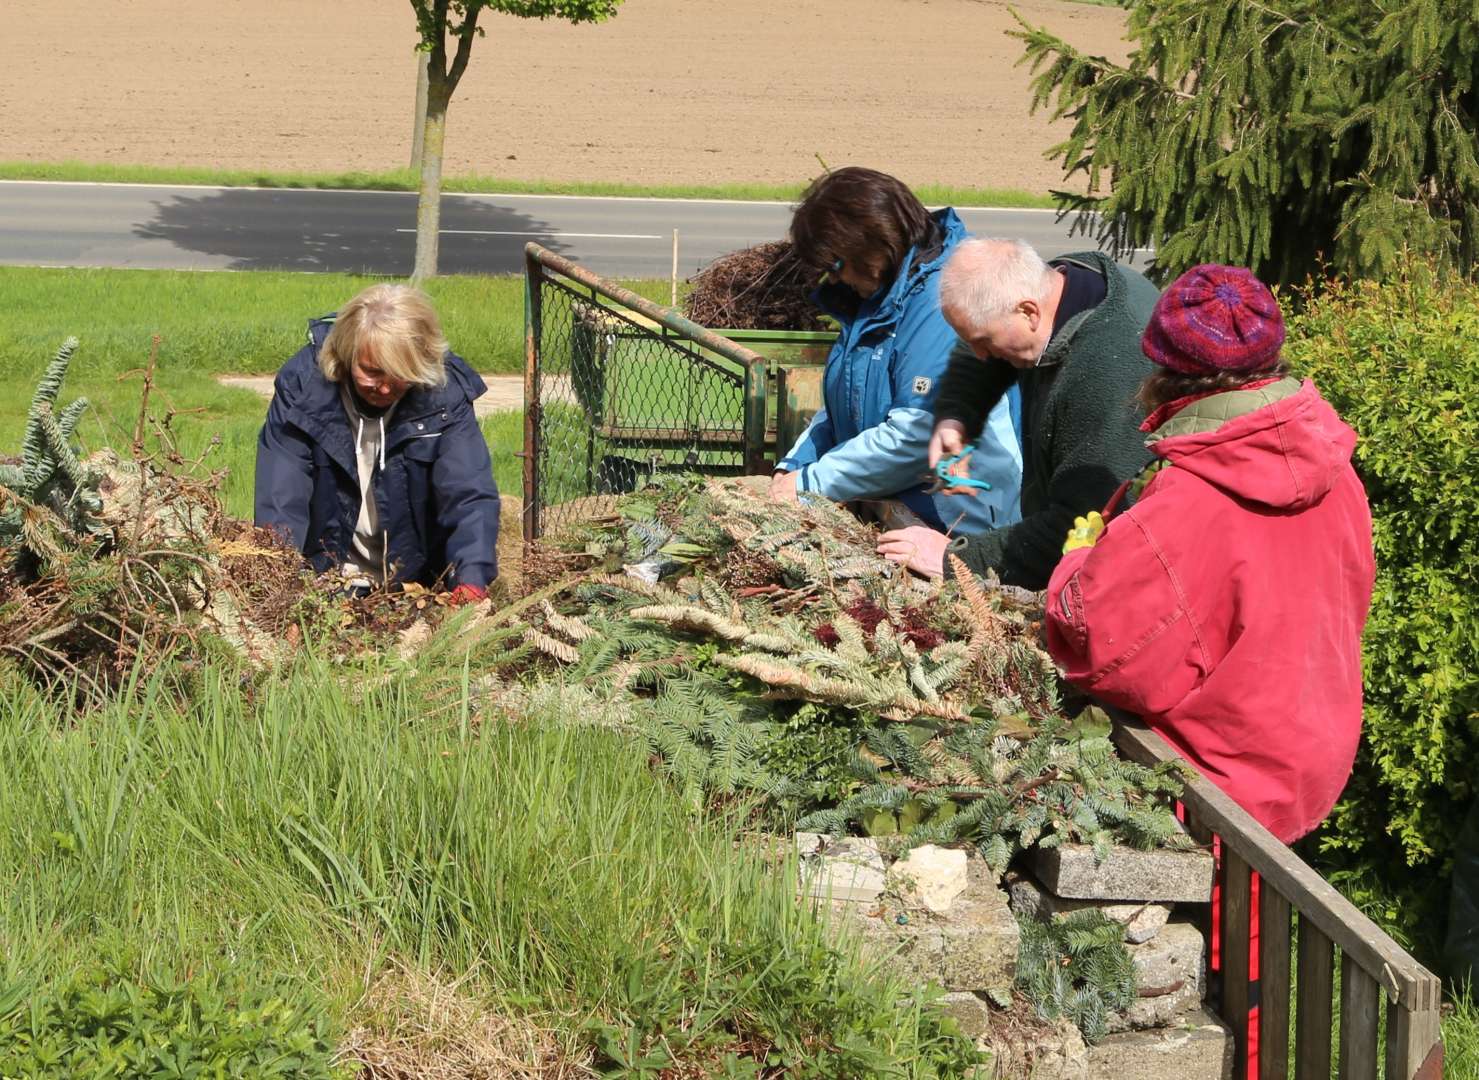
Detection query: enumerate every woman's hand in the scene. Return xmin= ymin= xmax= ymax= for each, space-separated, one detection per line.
xmin=877 ymin=525 xmax=948 ymax=579
xmin=770 ymin=469 xmax=800 ymax=503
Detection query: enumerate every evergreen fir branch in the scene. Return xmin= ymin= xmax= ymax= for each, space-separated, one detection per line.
xmin=582 ymin=572 xmax=690 ymax=607
xmin=716 ymin=652 xmax=876 ymax=706
xmin=948 ymin=553 xmax=1006 ymax=662
xmin=522 ymin=628 xmax=579 ymax=663
xmin=1015 ymin=907 xmax=1137 ymax=1044
xmin=54 ymin=397 xmax=91 ymax=444
xmin=831 ymin=613 xmax=871 ymax=666
xmin=541 ymin=600 xmax=597 ymax=642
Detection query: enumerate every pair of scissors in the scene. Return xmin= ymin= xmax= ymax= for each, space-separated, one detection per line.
xmin=926 ymin=450 xmax=993 ymax=495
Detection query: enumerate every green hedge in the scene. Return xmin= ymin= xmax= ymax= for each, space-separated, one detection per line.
xmin=1284 ymin=268 xmax=1479 ymax=878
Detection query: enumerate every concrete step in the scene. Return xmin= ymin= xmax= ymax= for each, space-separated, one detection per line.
xmin=1086 ymin=1007 xmax=1233 ymax=1080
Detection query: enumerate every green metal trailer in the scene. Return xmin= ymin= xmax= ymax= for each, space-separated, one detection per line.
xmin=523 ymin=243 xmax=834 ymax=540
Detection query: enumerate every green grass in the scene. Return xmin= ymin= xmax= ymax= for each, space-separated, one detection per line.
xmin=0 ymin=267 xmax=681 ymax=518
xmin=0 ymin=265 xmax=675 ymax=380
xmin=0 ymin=659 xmax=977 ymax=1075
xmin=0 ymin=159 xmax=1059 ymax=209
xmin=0 ymin=263 xmax=984 ymax=1072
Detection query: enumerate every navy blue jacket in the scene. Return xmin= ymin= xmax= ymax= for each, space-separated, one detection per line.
xmin=254 ymin=318 xmax=500 ymax=589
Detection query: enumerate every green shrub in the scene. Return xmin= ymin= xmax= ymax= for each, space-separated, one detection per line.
xmin=1284 ymin=268 xmax=1479 ymax=880
xmin=0 ymin=962 xmax=340 ymax=1078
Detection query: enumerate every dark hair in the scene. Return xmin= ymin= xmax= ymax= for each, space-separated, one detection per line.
xmin=1136 ymin=361 xmax=1290 ymax=415
xmin=789 ymin=167 xmax=937 ymax=282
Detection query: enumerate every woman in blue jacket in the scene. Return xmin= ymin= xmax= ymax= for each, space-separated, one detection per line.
xmin=254 ymin=284 xmax=500 ymax=602
xmin=771 ymin=167 xmax=1021 ymax=536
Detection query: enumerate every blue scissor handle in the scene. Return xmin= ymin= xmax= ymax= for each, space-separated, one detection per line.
xmin=933 ymin=450 xmax=993 ymax=492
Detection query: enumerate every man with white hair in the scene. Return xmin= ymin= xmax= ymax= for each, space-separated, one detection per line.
xmin=876 ymin=239 xmax=1158 ymax=588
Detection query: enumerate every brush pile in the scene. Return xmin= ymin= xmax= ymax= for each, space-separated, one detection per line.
xmin=0 ymin=340 xmax=1187 ymax=867
xmin=506 ymin=476 xmax=1189 ymax=867
xmin=683 ymin=241 xmax=832 ymax=332
xmin=0 ymin=339 xmax=317 ymax=699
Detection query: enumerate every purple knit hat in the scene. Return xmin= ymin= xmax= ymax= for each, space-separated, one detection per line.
xmin=1141 ymin=265 xmax=1286 ymax=375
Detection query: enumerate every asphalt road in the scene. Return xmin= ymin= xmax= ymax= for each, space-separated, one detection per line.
xmin=0 ymin=180 xmax=1138 ymax=278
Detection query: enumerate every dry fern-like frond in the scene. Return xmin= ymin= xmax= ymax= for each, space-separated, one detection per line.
xmin=950 ymin=553 xmax=1006 ymax=661
xmin=522 ymin=627 xmax=578 ymax=664
xmin=540 ymin=600 xmax=596 ymax=643
xmin=583 ymin=571 xmax=689 ymax=606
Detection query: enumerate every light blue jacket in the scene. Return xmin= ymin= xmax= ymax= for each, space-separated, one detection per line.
xmin=777 ymin=208 xmax=1022 ymax=536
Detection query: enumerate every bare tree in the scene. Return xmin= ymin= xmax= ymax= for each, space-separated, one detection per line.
xmin=408 ymin=0 xmax=623 ymax=281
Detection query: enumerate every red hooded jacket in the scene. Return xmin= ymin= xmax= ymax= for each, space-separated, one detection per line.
xmin=1045 ymin=378 xmax=1374 ymax=842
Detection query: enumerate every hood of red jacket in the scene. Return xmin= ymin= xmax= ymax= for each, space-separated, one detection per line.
xmin=1148 ymin=380 xmax=1357 ymax=511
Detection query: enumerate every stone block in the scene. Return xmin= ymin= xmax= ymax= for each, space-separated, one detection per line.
xmin=937 ymin=991 xmax=993 ymax=1040
xmin=799 ymin=836 xmax=886 ymax=904
xmin=793 ymin=831 xmax=825 ymax=856
xmin=840 ymin=869 xmax=1020 ymax=995
xmin=1087 ymin=1008 xmax=1232 ymax=1080
xmin=1108 ymin=919 xmax=1206 ymax=1033
xmin=1030 ymin=842 xmax=1213 ymax=903
xmin=982 ymin=1015 xmax=1089 ymax=1080
xmin=1007 ymin=871 xmax=1173 ymax=944
xmin=892 ymin=844 xmax=970 ymax=913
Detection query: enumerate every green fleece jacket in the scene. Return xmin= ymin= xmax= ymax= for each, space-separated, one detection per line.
xmin=934 ymin=252 xmax=1160 ymax=589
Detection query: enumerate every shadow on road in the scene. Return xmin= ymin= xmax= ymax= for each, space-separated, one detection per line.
xmin=133 ymin=188 xmax=568 ymax=274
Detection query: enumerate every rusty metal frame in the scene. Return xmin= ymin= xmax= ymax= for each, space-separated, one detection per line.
xmin=523 ymin=243 xmax=775 ymax=541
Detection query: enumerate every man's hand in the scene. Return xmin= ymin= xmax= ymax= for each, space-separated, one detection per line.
xmin=446 ymin=583 xmax=488 ymax=607
xmin=770 ymin=469 xmax=800 ymax=504
xmin=877 ymin=525 xmax=948 ymax=579
xmin=1062 ymin=511 xmax=1106 ymax=553
xmin=928 ymin=419 xmax=969 ymax=469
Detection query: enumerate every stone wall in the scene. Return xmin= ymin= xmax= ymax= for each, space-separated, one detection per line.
xmin=796 ymin=834 xmax=1234 ymax=1080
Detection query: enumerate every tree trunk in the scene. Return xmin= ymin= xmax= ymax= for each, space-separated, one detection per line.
xmin=409 ymin=51 xmax=430 ymax=174
xmin=412 ymin=88 xmax=449 ymax=283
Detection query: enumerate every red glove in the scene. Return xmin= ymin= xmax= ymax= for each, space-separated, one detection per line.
xmin=446 ymin=583 xmax=487 ymax=607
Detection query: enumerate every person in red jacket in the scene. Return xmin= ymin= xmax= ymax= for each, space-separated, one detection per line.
xmin=1044 ymin=264 xmax=1374 ymax=843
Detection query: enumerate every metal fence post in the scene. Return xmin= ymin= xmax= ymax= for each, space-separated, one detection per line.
xmin=743 ymin=357 xmax=769 ymax=475
xmin=523 ymin=246 xmax=543 ymax=543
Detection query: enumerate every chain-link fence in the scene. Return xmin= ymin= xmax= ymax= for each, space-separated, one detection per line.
xmin=523 ymin=244 xmax=774 ymax=542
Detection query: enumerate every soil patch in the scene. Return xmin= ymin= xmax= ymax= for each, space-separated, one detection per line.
xmin=5 ymin=0 xmax=1128 ymax=195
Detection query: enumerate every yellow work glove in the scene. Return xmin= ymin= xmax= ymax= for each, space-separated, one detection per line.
xmin=1062 ymin=511 xmax=1106 ymax=553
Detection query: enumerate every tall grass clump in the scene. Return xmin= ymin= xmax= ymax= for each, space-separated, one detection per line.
xmin=0 ymin=656 xmax=977 ymax=1075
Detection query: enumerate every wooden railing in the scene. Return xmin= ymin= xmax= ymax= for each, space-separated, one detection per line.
xmin=1111 ymin=716 xmax=1444 ymax=1080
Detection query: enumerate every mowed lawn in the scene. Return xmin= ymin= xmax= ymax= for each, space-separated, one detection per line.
xmin=0 ymin=266 xmax=675 ymax=518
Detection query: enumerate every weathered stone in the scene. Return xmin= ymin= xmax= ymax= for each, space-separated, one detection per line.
xmin=1030 ymin=842 xmax=1213 ymax=903
xmin=1087 ymin=1008 xmax=1232 ymax=1080
xmin=800 ymin=837 xmax=886 ymax=903
xmin=839 ymin=863 xmax=1019 ymax=995
xmin=981 ymin=1014 xmax=1089 ymax=1080
xmin=1108 ymin=919 xmax=1206 ymax=1032
xmin=938 ymin=991 xmax=993 ymax=1039
xmin=793 ymin=831 xmax=825 ymax=857
xmin=893 ymin=844 xmax=970 ymax=913
xmin=1006 ymin=871 xmax=1173 ymax=944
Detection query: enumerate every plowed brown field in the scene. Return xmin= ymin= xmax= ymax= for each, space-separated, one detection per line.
xmin=2 ymin=0 xmax=1128 ymax=193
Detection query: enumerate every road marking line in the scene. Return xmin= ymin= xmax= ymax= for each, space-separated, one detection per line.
xmin=393 ymin=228 xmax=664 ymax=239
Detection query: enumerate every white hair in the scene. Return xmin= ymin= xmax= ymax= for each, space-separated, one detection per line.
xmin=939 ymin=238 xmax=1056 ymax=325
